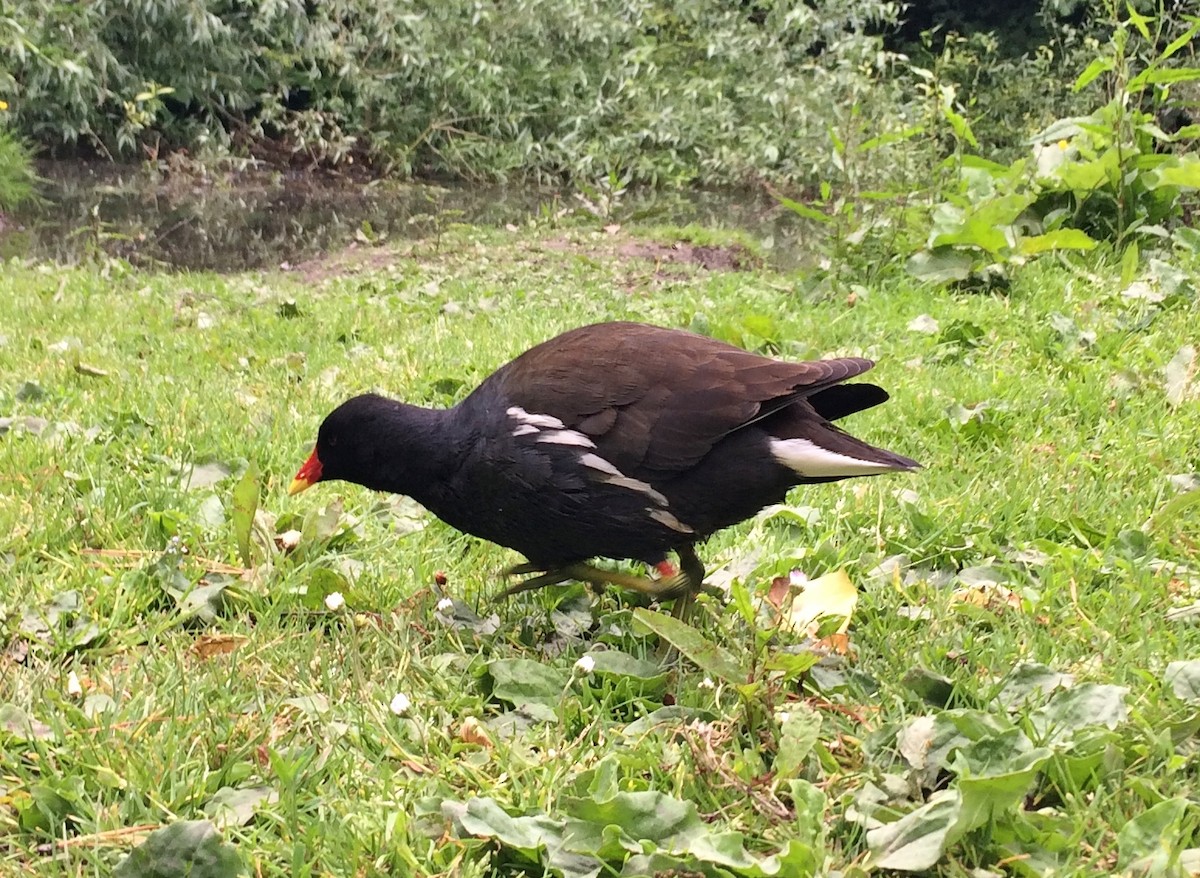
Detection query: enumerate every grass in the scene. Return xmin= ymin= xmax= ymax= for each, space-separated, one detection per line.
xmin=1 ymin=222 xmax=1199 ymax=876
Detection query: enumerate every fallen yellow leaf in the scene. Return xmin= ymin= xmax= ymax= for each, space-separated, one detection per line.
xmin=786 ymin=569 xmax=858 ymax=636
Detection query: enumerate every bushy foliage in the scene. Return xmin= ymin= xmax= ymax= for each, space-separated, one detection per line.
xmin=0 ymin=0 xmax=914 ymax=185
xmin=0 ymin=99 xmax=36 ymax=210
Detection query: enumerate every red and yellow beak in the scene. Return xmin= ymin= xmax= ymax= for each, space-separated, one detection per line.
xmin=288 ymin=449 xmax=323 ymax=496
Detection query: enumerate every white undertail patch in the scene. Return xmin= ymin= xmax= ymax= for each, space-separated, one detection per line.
xmin=511 ymin=423 xmax=540 ymax=437
xmin=769 ymin=437 xmax=901 ymax=477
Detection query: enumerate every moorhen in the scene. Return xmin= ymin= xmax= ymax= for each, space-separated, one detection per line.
xmin=289 ymin=321 xmax=918 ymax=598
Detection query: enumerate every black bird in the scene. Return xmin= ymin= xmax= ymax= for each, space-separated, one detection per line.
xmin=289 ymin=321 xmax=919 ymax=598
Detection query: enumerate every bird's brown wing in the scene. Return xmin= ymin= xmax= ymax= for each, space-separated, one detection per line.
xmin=484 ymin=322 xmax=875 ymax=475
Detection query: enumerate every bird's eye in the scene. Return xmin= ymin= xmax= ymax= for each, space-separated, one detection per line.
xmin=327 ymin=435 xmax=338 ymax=447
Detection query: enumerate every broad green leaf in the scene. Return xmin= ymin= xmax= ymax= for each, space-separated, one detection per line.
xmin=203 ymin=786 xmax=277 ymax=829
xmin=631 ymin=608 xmax=747 ymax=683
xmin=583 ymin=650 xmax=668 ymax=694
xmin=951 ymin=729 xmax=1052 ymax=834
xmin=1073 ymin=58 xmax=1112 ymax=91
xmin=1117 ymin=798 xmax=1191 ymax=873
xmin=177 ymin=580 xmax=229 ymax=624
xmin=113 ymin=820 xmax=244 ymax=878
xmin=564 ymin=789 xmax=703 ymax=845
xmin=182 ymin=460 xmax=232 ymax=491
xmin=231 ymin=464 xmax=259 ymax=568
xmin=620 ymin=706 xmax=714 ymax=739
xmin=775 ymin=706 xmax=822 ymax=778
xmin=905 ymin=248 xmax=974 ymax=283
xmin=996 ymin=662 xmax=1074 ymax=710
xmin=453 ymin=797 xmax=567 ymax=861
xmin=282 ymin=694 xmax=329 ymax=716
xmin=1018 ymin=229 xmax=1098 ymax=255
xmin=1165 ymin=345 xmax=1195 ymax=408
xmin=1030 ymin=683 xmax=1129 ymax=743
xmin=867 ymin=791 xmax=962 ymax=871
xmin=0 ymin=704 xmax=55 ymax=742
xmin=902 ymin=668 xmax=954 ymax=707
xmin=1164 ymin=660 xmax=1200 ymax=703
xmin=196 ymin=494 xmax=225 ymax=529
xmin=301 ymin=498 xmax=345 ymax=547
xmin=487 ymin=658 xmax=568 ymax=705
xmin=300 ymin=567 xmax=348 ymax=611
xmin=1147 ymin=159 xmax=1200 ymax=190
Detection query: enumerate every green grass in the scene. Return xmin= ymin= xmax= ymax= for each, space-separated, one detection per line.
xmin=1 ymin=226 xmax=1199 ymax=876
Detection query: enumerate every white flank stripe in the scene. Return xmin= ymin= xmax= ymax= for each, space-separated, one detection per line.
xmin=649 ymin=508 xmax=694 ymax=534
xmin=606 ymin=475 xmax=669 ymax=506
xmin=506 ymin=406 xmax=565 ymax=430
xmin=537 ymin=429 xmax=596 ymax=449
xmin=511 ymin=423 xmax=540 ymax=437
xmin=769 ymin=437 xmax=900 ymax=477
xmin=579 ymin=452 xmax=621 ymax=476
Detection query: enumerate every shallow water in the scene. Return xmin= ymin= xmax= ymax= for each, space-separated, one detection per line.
xmin=2 ymin=162 xmax=816 ymax=273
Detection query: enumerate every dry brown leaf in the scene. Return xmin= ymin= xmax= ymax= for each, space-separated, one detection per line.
xmin=950 ymin=583 xmax=1022 ymax=612
xmin=192 ymin=634 xmax=248 ymax=659
xmin=458 ymin=716 xmax=493 ymax=749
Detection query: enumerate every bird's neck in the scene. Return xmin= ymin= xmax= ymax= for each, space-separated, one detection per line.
xmin=354 ymin=401 xmax=466 ymax=498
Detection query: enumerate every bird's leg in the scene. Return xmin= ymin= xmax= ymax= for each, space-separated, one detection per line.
xmin=496 ymin=555 xmax=703 ymax=601
xmin=495 ymin=564 xmax=574 ymax=598
xmin=669 ymin=544 xmax=707 ymax=618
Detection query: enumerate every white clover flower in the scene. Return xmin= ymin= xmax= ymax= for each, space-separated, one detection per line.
xmin=436 ymin=597 xmax=454 ymax=612
xmin=698 ymin=677 xmax=715 ymax=690
xmin=389 ymin=692 xmax=411 ymax=716
xmin=324 ymin=591 xmax=346 ymax=611
xmin=573 ymin=655 xmax=596 ymax=676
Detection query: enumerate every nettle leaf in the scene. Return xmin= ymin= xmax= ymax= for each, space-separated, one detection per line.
xmin=950 ymin=729 xmax=1052 ymax=833
xmin=631 ymin=608 xmax=747 ymax=683
xmin=203 ymin=785 xmax=278 ymax=829
xmin=1164 ymin=660 xmax=1200 ymax=703
xmin=1117 ymin=798 xmax=1192 ymax=874
xmin=1030 ymin=683 xmax=1129 ymax=744
xmin=487 ymin=658 xmax=568 ymax=706
xmin=775 ymin=706 xmax=822 ymax=778
xmin=867 ymin=791 xmax=962 ymax=871
xmin=113 ymin=820 xmax=244 ymax=878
